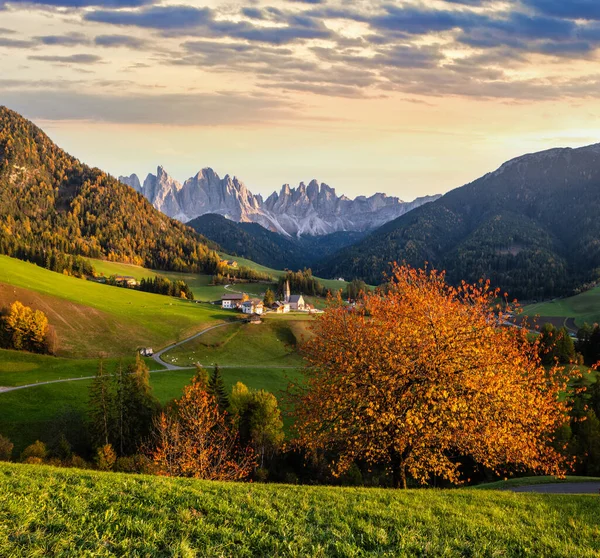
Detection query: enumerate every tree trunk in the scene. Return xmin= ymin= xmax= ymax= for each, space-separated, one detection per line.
xmin=390 ymin=447 xmax=408 ymax=489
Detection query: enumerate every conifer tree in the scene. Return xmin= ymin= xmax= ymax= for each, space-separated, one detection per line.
xmin=208 ymin=365 xmax=229 ymax=414
xmin=88 ymin=358 xmax=113 ymax=447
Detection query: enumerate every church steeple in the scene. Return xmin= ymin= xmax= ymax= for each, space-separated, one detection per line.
xmin=284 ymin=279 xmax=290 ymax=303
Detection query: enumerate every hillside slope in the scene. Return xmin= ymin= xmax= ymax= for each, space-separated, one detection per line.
xmin=0 ymin=255 xmax=231 ymax=357
xmin=188 ymin=213 xmax=366 ymax=270
xmin=1 ymin=463 xmax=598 ymax=556
xmin=0 ymin=106 xmax=219 ymax=273
xmin=317 ymin=145 xmax=600 ymax=299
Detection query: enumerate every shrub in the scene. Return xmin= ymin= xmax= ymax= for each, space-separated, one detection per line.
xmin=0 ymin=434 xmax=14 ymax=461
xmin=95 ymin=444 xmax=117 ymax=471
xmin=21 ymin=440 xmax=47 ymax=463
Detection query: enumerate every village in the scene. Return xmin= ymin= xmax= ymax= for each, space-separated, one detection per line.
xmin=220 ymin=280 xmax=321 ymax=319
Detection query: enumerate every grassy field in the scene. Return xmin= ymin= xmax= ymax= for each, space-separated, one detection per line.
xmin=0 ymin=349 xmax=161 ymax=387
xmin=161 ymin=318 xmax=311 ymax=368
xmin=1 ymin=463 xmax=599 ymax=557
xmin=475 ymin=475 xmax=600 ymax=490
xmin=0 ymin=256 xmax=233 ymax=357
xmin=0 ymin=353 xmax=300 ymax=453
xmin=523 ymin=285 xmax=600 ymax=329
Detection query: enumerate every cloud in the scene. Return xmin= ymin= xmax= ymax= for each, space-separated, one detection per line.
xmin=0 ymin=89 xmax=295 ymax=125
xmin=35 ymin=33 xmax=89 ymax=46
xmin=28 ymin=53 xmax=103 ymax=64
xmin=85 ymin=6 xmax=212 ymax=29
xmin=523 ymin=0 xmax=600 ymax=21
xmin=94 ymin=34 xmax=148 ymax=48
xmin=8 ymin=0 xmax=156 ymax=7
xmin=0 ymin=37 xmax=36 ymax=48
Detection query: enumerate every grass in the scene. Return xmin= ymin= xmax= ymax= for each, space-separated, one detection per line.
xmin=475 ymin=476 xmax=600 ymax=490
xmin=523 ymin=284 xmax=600 ymax=328
xmin=0 ymin=349 xmax=161 ymax=387
xmin=1 ymin=463 xmax=600 ymax=557
xmin=0 ymin=255 xmax=232 ymax=357
xmin=0 ymin=355 xmax=300 ymax=453
xmin=161 ymin=318 xmax=311 ymax=368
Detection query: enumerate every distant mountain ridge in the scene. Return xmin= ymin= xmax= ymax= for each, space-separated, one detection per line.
xmin=316 ymin=143 xmax=600 ymax=299
xmin=119 ymin=168 xmax=440 ymax=237
xmin=187 ymin=213 xmax=367 ymax=271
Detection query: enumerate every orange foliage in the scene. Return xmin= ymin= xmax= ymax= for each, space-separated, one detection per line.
xmin=292 ymin=263 xmax=578 ymax=487
xmin=150 ymin=372 xmax=254 ymax=481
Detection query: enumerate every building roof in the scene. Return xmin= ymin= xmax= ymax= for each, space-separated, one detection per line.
xmin=288 ymin=294 xmax=304 ymax=303
xmin=222 ymin=293 xmax=245 ymax=300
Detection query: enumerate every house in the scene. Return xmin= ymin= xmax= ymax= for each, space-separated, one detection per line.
xmin=221 ymin=293 xmax=245 ymax=309
xmin=241 ymin=299 xmax=264 ymax=315
xmin=220 ymin=259 xmax=238 ymax=268
xmin=272 ymin=301 xmax=290 ymax=313
xmin=139 ymin=347 xmax=154 ymax=357
xmin=288 ymin=294 xmax=306 ymax=311
xmin=115 ymin=275 xmax=138 ymax=287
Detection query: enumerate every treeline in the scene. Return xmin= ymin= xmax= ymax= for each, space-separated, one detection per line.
xmin=137 ymin=276 xmax=194 ymax=300
xmin=0 ymin=106 xmax=222 ymax=275
xmin=5 ymin=247 xmax=95 ymax=278
xmin=278 ymin=269 xmax=327 ymax=297
xmin=212 ymin=266 xmax=273 ymax=285
xmin=0 ymin=301 xmax=55 ymax=354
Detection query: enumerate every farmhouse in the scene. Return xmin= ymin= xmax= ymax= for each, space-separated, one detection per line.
xmin=220 ymin=259 xmax=238 ymax=268
xmin=272 ymin=301 xmax=290 ymax=313
xmin=288 ymin=294 xmax=306 ymax=311
xmin=221 ymin=293 xmax=245 ymax=309
xmin=115 ymin=275 xmax=138 ymax=287
xmin=241 ymin=299 xmax=264 ymax=315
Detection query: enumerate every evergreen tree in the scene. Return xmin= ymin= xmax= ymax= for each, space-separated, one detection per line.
xmin=208 ymin=365 xmax=229 ymax=414
xmin=263 ymin=288 xmax=275 ymax=307
xmin=88 ymin=358 xmax=113 ymax=447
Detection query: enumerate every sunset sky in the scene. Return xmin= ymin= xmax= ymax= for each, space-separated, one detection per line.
xmin=2 ymin=0 xmax=600 ymax=200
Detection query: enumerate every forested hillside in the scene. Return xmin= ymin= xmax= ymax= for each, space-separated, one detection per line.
xmin=317 ymin=145 xmax=600 ymax=300
xmin=0 ymin=107 xmax=220 ymax=273
xmin=188 ymin=213 xmax=366 ymax=270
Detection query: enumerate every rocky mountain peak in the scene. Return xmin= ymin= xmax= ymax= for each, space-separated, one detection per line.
xmin=119 ymin=167 xmax=440 ymax=236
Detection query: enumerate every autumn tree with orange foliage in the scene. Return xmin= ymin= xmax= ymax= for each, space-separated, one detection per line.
xmin=151 ymin=370 xmax=255 ymax=481
xmin=292 ymin=263 xmax=578 ymax=488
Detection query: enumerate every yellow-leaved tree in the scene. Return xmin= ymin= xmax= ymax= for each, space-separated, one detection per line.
xmin=1 ymin=301 xmax=51 ymax=353
xmin=292 ymin=264 xmax=578 ymax=488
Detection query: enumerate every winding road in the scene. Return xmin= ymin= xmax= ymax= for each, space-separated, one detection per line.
xmin=0 ymin=321 xmax=241 ymax=393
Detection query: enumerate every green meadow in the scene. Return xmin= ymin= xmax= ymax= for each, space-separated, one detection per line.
xmin=523 ymin=284 xmax=600 ymax=328
xmin=161 ymin=318 xmax=311 ymax=368
xmin=1 ymin=462 xmax=599 ymax=557
xmin=0 ymin=255 xmax=232 ymax=357
xmin=0 ymin=355 xmax=300 ymax=453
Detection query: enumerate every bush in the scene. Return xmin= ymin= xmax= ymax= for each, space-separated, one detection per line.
xmin=95 ymin=444 xmax=117 ymax=471
xmin=0 ymin=434 xmax=13 ymax=461
xmin=21 ymin=440 xmax=47 ymax=463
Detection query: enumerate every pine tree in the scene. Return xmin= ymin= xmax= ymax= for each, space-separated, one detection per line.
xmin=88 ymin=358 xmax=113 ymax=447
xmin=263 ymin=288 xmax=275 ymax=307
xmin=208 ymin=365 xmax=229 ymax=414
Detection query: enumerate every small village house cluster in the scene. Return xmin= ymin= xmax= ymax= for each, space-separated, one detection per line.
xmin=221 ymin=280 xmax=309 ymax=316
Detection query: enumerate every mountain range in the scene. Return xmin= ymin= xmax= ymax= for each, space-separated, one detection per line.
xmin=315 ymin=144 xmax=600 ymax=300
xmin=119 ymin=168 xmax=440 ymax=237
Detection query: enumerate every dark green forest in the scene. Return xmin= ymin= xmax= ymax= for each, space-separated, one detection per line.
xmin=187 ymin=213 xmax=366 ymax=271
xmin=316 ymin=147 xmax=600 ymax=300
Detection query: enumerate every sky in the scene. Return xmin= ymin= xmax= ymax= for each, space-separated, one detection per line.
xmin=2 ymin=0 xmax=600 ymax=200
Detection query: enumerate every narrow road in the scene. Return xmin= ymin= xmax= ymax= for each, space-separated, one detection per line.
xmin=151 ymin=322 xmax=233 ymax=371
xmin=509 ymin=483 xmax=600 ymax=494
xmin=0 ymin=320 xmax=297 ymax=393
